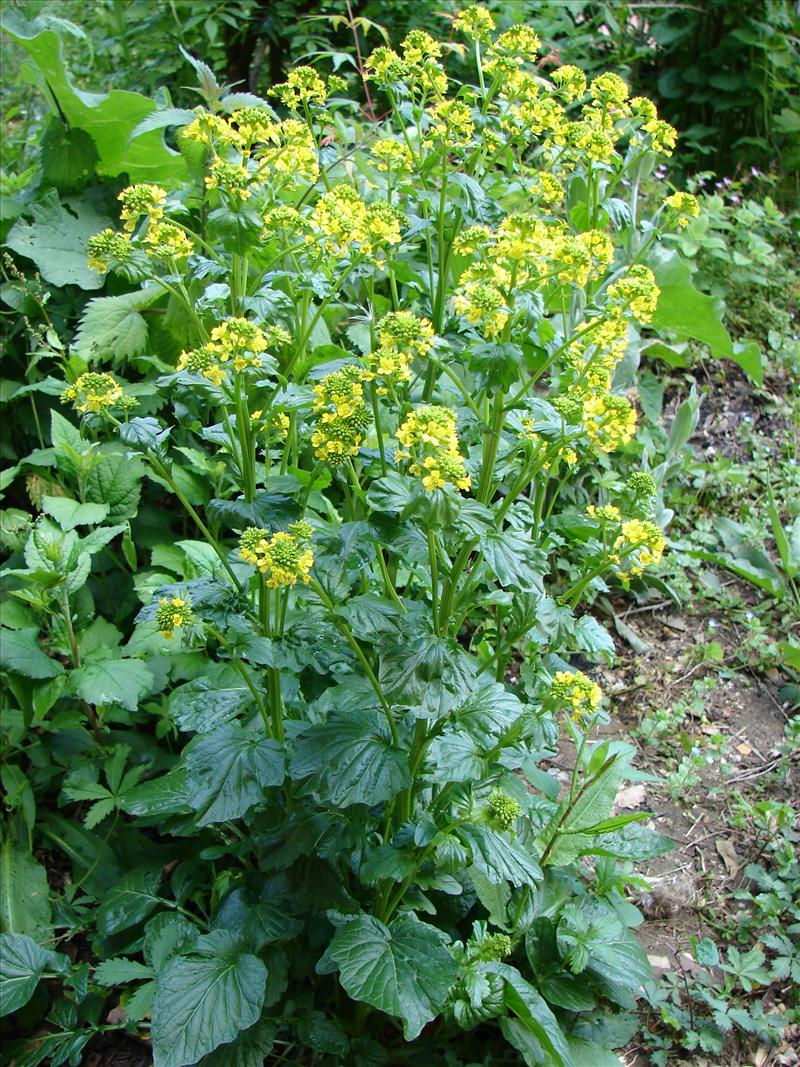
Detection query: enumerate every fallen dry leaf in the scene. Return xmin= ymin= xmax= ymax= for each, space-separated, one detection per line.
xmin=716 ymin=837 xmax=740 ymax=877
xmin=737 ymin=742 xmax=753 ymax=756
xmin=614 ymin=783 xmax=647 ymax=810
xmin=106 ymin=1005 xmax=128 ymax=1025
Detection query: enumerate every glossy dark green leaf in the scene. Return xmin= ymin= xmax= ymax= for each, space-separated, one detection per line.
xmin=151 ymin=930 xmax=267 ymax=1067
xmin=97 ymin=866 xmax=164 ymax=935
xmin=183 ymin=724 xmax=284 ymax=825
xmin=319 ymin=914 xmax=456 ymax=1040
xmin=0 ymin=933 xmax=69 ymax=1017
xmin=457 ymin=824 xmax=542 ymax=888
xmin=169 ymin=677 xmax=252 ymax=732
xmin=290 ymin=710 xmax=409 ymax=807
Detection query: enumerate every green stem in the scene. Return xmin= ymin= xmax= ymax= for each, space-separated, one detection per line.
xmin=427 ymin=529 xmax=440 ymax=634
xmin=309 ymin=579 xmax=398 ymax=746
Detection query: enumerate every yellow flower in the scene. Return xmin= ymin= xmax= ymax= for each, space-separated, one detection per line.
xmin=312 ymin=366 xmax=372 ymax=466
xmin=87 ymin=229 xmax=132 ymax=273
xmin=205 ymin=160 xmax=251 ymax=202
xmin=239 ymin=528 xmax=314 ymax=588
xmin=371 ymin=138 xmax=414 ymax=174
xmin=454 ymin=5 xmax=496 ymax=43
xmin=61 ymin=372 xmax=123 ymax=415
xmin=182 ymin=111 xmax=238 ymax=148
xmin=589 ymin=72 xmax=629 ymax=106
xmin=665 ymin=191 xmax=700 ymax=228
xmin=613 ymin=519 xmax=666 ymax=577
xmin=271 ymin=66 xmax=330 ymax=109
xmin=453 ymin=280 xmax=508 ymax=337
xmin=587 ymin=503 xmax=622 ymax=524
xmin=210 ymin=318 xmax=268 ymax=370
xmin=550 ymin=65 xmax=587 ymax=103
xmin=583 ymin=393 xmax=637 ymax=453
xmin=156 ymin=595 xmax=194 ymax=640
xmin=427 ymin=100 xmax=475 ymax=149
xmin=118 ymin=184 xmax=167 ymax=232
xmin=396 ymin=406 xmax=471 ymax=493
xmin=176 ymin=344 xmax=226 ymax=386
xmin=144 ymin=221 xmax=194 ymax=260
xmin=550 ymin=670 xmax=602 ymax=721
xmin=607 ymin=265 xmax=660 ymax=323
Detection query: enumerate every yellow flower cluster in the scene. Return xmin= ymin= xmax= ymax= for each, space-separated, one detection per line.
xmin=364 ymin=311 xmax=434 ymax=387
xmin=238 ymin=523 xmax=314 ymax=588
xmin=270 ymin=66 xmax=343 ymax=110
xmin=309 ymin=185 xmax=403 ymax=259
xmin=550 ymin=670 xmax=602 ymax=721
xmin=371 ymin=138 xmax=414 ymax=174
xmin=87 ymin=229 xmax=132 ymax=274
xmin=550 ymin=65 xmax=587 ymax=104
xmin=426 ymin=100 xmax=475 ymax=149
xmin=61 ymin=372 xmax=123 ymax=415
xmin=613 ymin=519 xmax=666 ymax=577
xmin=311 ymin=365 xmax=372 ymax=466
xmin=365 ymin=30 xmax=447 ymax=97
xmin=517 ymin=418 xmax=578 ymax=468
xmin=182 ymin=110 xmax=319 ymax=185
xmin=144 ymin=221 xmax=194 ymax=261
xmin=607 ymin=265 xmax=660 ymax=323
xmin=453 ymin=280 xmax=508 ymax=337
xmin=454 ymin=5 xmax=495 ymax=43
xmin=156 ymin=596 xmax=194 ymax=640
xmin=205 ymin=159 xmax=251 ymax=202
xmin=176 ymin=318 xmax=280 ymax=383
xmin=118 ymin=184 xmax=166 ymax=232
xmin=582 ymin=393 xmax=637 ymax=453
xmin=586 ymin=503 xmax=622 ymax=524
xmin=396 ymin=405 xmax=471 ymax=492
xmin=632 ymin=98 xmax=678 ymax=155
xmin=665 ymin=191 xmax=701 ymax=228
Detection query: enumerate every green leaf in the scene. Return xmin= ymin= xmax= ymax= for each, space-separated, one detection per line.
xmin=491 ymin=963 xmax=574 ymax=1067
xmin=75 ymin=289 xmax=160 ymax=362
xmin=574 ymin=616 xmax=615 ymax=663
xmin=169 ymin=677 xmax=252 ymax=732
xmin=213 ymin=884 xmax=303 ymax=950
xmin=184 ymin=724 xmax=285 ymax=825
xmin=557 ymin=900 xmax=651 ymax=992
xmin=566 ymin=1037 xmax=623 ymax=1067
xmin=6 ymin=190 xmax=111 ymax=290
xmin=0 ymin=933 xmax=69 ymax=1017
xmin=2 ymin=10 xmax=188 ymax=184
xmin=151 ymin=930 xmax=267 ymax=1067
xmin=71 ymin=657 xmax=153 ymax=710
xmin=85 ymin=453 xmax=144 ymax=522
xmin=39 ymin=812 xmax=121 ymax=897
xmin=0 ymin=841 xmax=52 ymax=940
xmin=580 ymin=822 xmax=674 ymax=861
xmin=319 ymin=914 xmax=457 ymax=1040
xmin=457 ymin=824 xmax=542 ymax=888
xmin=97 ymin=866 xmax=164 ymax=936
xmin=0 ymin=626 xmax=64 ymax=679
xmin=40 ymin=496 xmax=109 ymax=531
xmin=94 ymin=957 xmax=154 ymax=986
xmin=290 ymin=710 xmax=410 ymax=807
xmin=197 ymin=1020 xmax=277 ymax=1067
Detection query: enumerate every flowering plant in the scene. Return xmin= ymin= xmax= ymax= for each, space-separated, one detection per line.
xmin=1 ymin=12 xmax=696 ymax=1066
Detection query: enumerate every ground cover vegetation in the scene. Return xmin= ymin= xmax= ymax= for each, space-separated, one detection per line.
xmin=0 ymin=3 xmax=798 ymax=1067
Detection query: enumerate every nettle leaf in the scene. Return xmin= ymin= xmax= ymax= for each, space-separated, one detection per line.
xmin=0 ymin=626 xmax=64 ymax=679
xmin=97 ymin=866 xmax=164 ymax=936
xmin=318 ymin=914 xmax=457 ymax=1040
xmin=40 ymin=496 xmax=109 ymax=531
xmin=85 ymin=452 xmax=144 ymax=522
xmin=457 ymin=824 xmax=542 ymax=888
xmin=151 ymin=930 xmax=267 ymax=1067
xmin=0 ymin=933 xmax=69 ymax=1017
xmin=183 ymin=724 xmax=285 ymax=825
xmin=5 ymin=190 xmax=110 ymax=290
xmin=71 ymin=657 xmax=153 ymax=711
xmin=556 ymin=900 xmax=651 ymax=993
xmin=94 ymin=957 xmax=154 ymax=986
xmin=290 ymin=710 xmax=410 ymax=807
xmin=0 ymin=842 xmax=52 ymax=940
xmin=75 ymin=288 xmax=161 ymax=362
